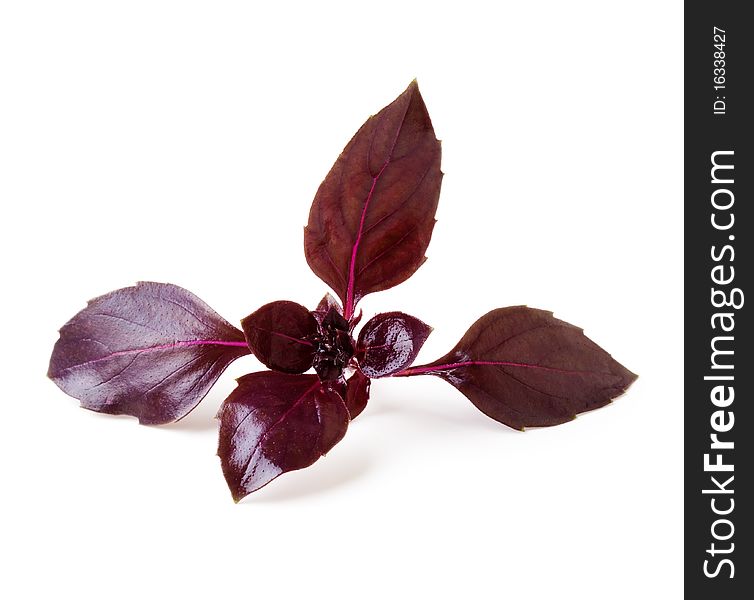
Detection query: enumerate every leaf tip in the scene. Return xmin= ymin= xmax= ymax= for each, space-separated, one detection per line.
xmin=609 ymin=357 xmax=638 ymax=395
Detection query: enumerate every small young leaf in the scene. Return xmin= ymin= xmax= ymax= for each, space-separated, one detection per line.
xmin=357 ymin=312 xmax=432 ymax=378
xmin=48 ymin=282 xmax=250 ymax=425
xmin=241 ymin=301 xmax=319 ymax=374
xmin=313 ymin=307 xmax=354 ymax=381
xmin=312 ymin=293 xmax=342 ymax=325
xmin=304 ymin=80 xmax=443 ymax=320
xmin=344 ymin=369 xmax=370 ymax=419
xmin=396 ymin=307 xmax=637 ymax=430
xmin=321 ymin=305 xmax=349 ymax=333
xmin=217 ymin=371 xmax=349 ymax=501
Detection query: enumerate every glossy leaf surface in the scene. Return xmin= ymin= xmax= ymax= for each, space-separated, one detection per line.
xmin=304 ymin=80 xmax=443 ymax=319
xmin=241 ymin=301 xmax=318 ymax=374
xmin=48 ymin=282 xmax=249 ymax=425
xmin=217 ymin=371 xmax=349 ymax=501
xmin=344 ymin=369 xmax=370 ymax=419
xmin=357 ymin=312 xmax=432 ymax=378
xmin=397 ymin=307 xmax=637 ymax=430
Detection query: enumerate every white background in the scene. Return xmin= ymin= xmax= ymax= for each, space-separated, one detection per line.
xmin=1 ymin=2 xmax=683 ymax=598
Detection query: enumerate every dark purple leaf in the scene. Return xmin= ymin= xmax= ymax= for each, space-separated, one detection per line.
xmin=48 ymin=282 xmax=250 ymax=425
xmin=321 ymin=306 xmax=349 ymax=333
xmin=304 ymin=80 xmax=443 ymax=320
xmin=241 ymin=301 xmax=318 ymax=374
xmin=217 ymin=371 xmax=349 ymax=501
xmin=313 ymin=293 xmax=342 ymax=325
xmin=396 ymin=307 xmax=637 ymax=430
xmin=357 ymin=312 xmax=432 ymax=378
xmin=344 ymin=369 xmax=370 ymax=419
xmin=324 ymin=376 xmax=347 ymax=400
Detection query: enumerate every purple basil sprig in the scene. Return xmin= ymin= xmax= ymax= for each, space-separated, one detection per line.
xmin=48 ymin=81 xmax=637 ymax=502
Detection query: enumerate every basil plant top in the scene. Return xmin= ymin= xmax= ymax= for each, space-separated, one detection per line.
xmin=48 ymin=81 xmax=636 ymax=502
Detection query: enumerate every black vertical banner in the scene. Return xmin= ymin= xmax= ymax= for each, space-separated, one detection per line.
xmin=686 ymin=3 xmax=752 ymax=596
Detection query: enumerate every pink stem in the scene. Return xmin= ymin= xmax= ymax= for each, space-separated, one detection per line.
xmin=344 ymin=170 xmax=384 ymax=320
xmin=68 ymin=340 xmax=250 ymax=370
xmin=394 ymin=360 xmax=587 ymax=377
